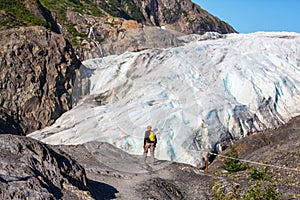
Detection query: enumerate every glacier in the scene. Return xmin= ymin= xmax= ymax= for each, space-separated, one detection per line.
xmin=29 ymin=32 xmax=300 ymax=167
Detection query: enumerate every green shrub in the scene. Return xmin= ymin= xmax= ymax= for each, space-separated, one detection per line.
xmin=243 ymin=180 xmax=282 ymax=200
xmin=215 ymin=147 xmax=283 ymax=200
xmin=221 ymin=146 xmax=249 ymax=173
xmin=249 ymin=167 xmax=272 ymax=181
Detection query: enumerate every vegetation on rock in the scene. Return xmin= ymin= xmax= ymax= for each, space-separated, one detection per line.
xmin=221 ymin=146 xmax=249 ymax=173
xmin=0 ymin=0 xmax=48 ymax=29
xmin=210 ymin=116 xmax=300 ymax=200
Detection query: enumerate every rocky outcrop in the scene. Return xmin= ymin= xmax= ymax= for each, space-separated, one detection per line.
xmin=63 ymin=12 xmax=186 ymax=59
xmin=139 ymin=0 xmax=236 ymax=34
xmin=23 ymin=0 xmax=61 ymax=34
xmin=85 ymin=0 xmax=236 ymax=35
xmin=83 ymin=23 xmax=186 ymax=59
xmin=1 ymin=118 xmax=299 ymax=199
xmin=0 ymin=134 xmax=91 ymax=199
xmin=0 ymin=26 xmax=82 ymax=135
xmin=55 ymin=120 xmax=300 ymax=199
xmin=61 ymin=0 xmax=236 ymax=59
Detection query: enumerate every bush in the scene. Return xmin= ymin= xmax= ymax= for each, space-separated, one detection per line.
xmin=249 ymin=167 xmax=272 ymax=181
xmin=243 ymin=180 xmax=282 ymax=200
xmin=213 ymin=166 xmax=282 ymax=200
xmin=221 ymin=146 xmax=249 ymax=173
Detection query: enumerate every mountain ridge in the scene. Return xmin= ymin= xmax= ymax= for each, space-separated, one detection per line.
xmin=0 ymin=0 xmax=236 ymax=59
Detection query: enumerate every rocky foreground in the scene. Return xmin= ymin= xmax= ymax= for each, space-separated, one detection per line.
xmin=1 ymin=116 xmax=300 ymax=199
xmin=0 ymin=133 xmax=214 ymax=199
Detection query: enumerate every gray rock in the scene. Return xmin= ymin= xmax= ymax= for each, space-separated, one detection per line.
xmin=137 ymin=0 xmax=236 ymax=34
xmin=0 ymin=26 xmax=82 ymax=135
xmin=1 ymin=119 xmax=299 ymax=199
xmin=57 ymin=141 xmax=215 ymax=199
xmin=99 ymin=25 xmax=186 ymax=57
xmin=0 ymin=134 xmax=91 ymax=199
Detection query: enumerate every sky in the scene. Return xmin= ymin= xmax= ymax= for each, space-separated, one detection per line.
xmin=193 ymin=0 xmax=300 ymax=33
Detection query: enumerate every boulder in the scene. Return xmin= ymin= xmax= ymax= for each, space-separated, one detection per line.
xmin=0 ymin=134 xmax=91 ymax=199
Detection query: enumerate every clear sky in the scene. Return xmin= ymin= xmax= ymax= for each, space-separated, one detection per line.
xmin=193 ymin=0 xmax=300 ymax=33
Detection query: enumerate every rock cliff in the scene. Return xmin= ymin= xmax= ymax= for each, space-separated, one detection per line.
xmin=139 ymin=0 xmax=235 ymax=34
xmin=0 ymin=26 xmax=81 ymax=135
xmin=49 ymin=0 xmax=237 ymax=59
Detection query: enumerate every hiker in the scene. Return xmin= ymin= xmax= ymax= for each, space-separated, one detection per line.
xmin=142 ymin=125 xmax=157 ymax=165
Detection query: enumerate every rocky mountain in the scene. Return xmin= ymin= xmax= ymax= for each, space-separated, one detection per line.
xmin=0 ymin=0 xmax=236 ymax=59
xmin=0 ymin=26 xmax=84 ymax=135
xmin=0 ymin=133 xmax=215 ymax=199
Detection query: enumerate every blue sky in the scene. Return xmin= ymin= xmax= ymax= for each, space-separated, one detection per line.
xmin=193 ymin=0 xmax=300 ymax=33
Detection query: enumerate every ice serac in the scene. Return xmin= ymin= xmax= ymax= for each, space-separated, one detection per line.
xmin=29 ymin=32 xmax=300 ymax=167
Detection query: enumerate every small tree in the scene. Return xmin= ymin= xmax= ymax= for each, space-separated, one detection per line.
xmin=222 ymin=146 xmax=248 ymax=173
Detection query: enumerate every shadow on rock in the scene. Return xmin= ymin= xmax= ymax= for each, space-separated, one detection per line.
xmin=88 ymin=179 xmax=118 ymax=200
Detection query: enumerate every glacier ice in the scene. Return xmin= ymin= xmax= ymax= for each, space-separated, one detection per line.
xmin=29 ymin=32 xmax=300 ymax=167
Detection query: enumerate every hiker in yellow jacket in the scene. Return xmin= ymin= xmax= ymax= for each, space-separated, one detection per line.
xmin=142 ymin=125 xmax=157 ymax=165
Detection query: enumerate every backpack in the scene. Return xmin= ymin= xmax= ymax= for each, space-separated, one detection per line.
xmin=149 ymin=131 xmax=156 ymax=142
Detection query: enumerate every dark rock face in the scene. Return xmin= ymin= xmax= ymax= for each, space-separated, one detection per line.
xmin=0 ymin=26 xmax=81 ymax=135
xmin=139 ymin=0 xmax=236 ymax=34
xmin=98 ymin=25 xmax=186 ymax=58
xmin=23 ymin=0 xmax=61 ymax=34
xmin=0 ymin=134 xmax=91 ymax=199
